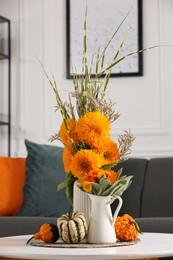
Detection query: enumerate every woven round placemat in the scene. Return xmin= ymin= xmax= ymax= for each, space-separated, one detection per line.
xmin=27 ymin=237 xmax=140 ymax=248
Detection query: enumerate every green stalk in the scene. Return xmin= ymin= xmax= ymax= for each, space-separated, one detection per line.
xmin=102 ymin=45 xmax=160 ymax=75
xmin=103 ymin=28 xmax=131 ymax=91
xmin=98 ymin=8 xmax=132 ymax=72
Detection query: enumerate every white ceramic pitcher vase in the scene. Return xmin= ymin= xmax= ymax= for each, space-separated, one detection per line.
xmin=87 ymin=193 xmax=123 ymax=244
xmin=73 ymin=181 xmax=91 ymax=224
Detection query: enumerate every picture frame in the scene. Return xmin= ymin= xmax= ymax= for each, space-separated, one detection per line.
xmin=66 ymin=0 xmax=143 ymax=78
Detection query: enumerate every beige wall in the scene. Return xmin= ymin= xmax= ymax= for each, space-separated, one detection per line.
xmin=0 ymin=0 xmax=173 ymax=158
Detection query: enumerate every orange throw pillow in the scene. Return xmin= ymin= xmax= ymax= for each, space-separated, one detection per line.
xmin=0 ymin=157 xmax=26 ymax=216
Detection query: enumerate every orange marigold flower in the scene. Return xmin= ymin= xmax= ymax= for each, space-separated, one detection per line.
xmin=62 ymin=146 xmax=74 ymax=173
xmin=70 ymin=149 xmax=103 ymax=179
xmin=83 ymin=169 xmax=104 ymax=183
xmin=59 ymin=118 xmax=76 ymax=146
xmin=83 ymin=181 xmax=92 ymax=192
xmin=75 ymin=111 xmax=110 ymax=146
xmin=86 ymin=169 xmax=117 ymax=185
xmin=78 ymin=175 xmax=94 ymax=184
xmin=90 ymin=169 xmax=105 ymax=180
xmin=104 ymin=170 xmax=117 ymax=185
xmin=115 ymin=214 xmax=140 ymax=241
xmin=78 ymin=171 xmax=99 ymax=184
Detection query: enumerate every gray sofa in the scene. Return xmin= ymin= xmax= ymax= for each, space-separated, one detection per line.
xmin=114 ymin=157 xmax=173 ymax=234
xmin=0 ymin=157 xmax=173 ymax=238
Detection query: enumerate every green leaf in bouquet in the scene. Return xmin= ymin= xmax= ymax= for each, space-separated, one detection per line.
xmin=111 ymin=176 xmax=133 ymax=197
xmin=101 ymin=175 xmax=133 ymax=196
xmin=98 ymin=175 xmax=111 ymax=195
xmin=102 ymin=162 xmax=116 ymax=170
xmin=91 ymin=182 xmax=101 ymax=194
xmin=99 ymin=174 xmax=106 ymax=183
xmin=58 ymin=172 xmax=76 ymax=193
xmin=116 ymin=168 xmax=123 ymax=180
xmin=110 ymin=182 xmax=123 ymax=196
xmin=57 ymin=179 xmax=69 ymax=191
xmin=101 ymin=179 xmax=122 ymax=196
xmin=62 ymin=172 xmax=77 ymax=204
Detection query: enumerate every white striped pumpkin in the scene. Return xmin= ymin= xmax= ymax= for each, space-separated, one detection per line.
xmin=57 ymin=211 xmax=88 ymax=243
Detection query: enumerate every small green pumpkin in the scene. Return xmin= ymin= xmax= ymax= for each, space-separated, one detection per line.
xmin=57 ymin=211 xmax=88 ymax=243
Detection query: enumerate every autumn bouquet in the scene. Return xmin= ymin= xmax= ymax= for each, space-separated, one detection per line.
xmin=44 ymin=9 xmax=139 ymax=204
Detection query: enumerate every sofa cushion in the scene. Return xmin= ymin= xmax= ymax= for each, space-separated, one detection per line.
xmin=113 ymin=158 xmax=148 ymax=218
xmin=18 ymin=140 xmax=70 ymax=217
xmin=0 ymin=157 xmax=26 ymax=216
xmin=135 ymin=217 xmax=173 ymax=233
xmin=0 ymin=216 xmax=57 ymax=237
xmin=141 ymin=158 xmax=173 ymax=217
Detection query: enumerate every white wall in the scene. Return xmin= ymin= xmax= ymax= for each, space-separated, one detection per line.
xmin=0 ymin=0 xmax=173 ymax=158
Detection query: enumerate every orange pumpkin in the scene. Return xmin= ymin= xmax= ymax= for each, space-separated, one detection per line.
xmin=34 ymin=223 xmax=59 ymax=243
xmin=115 ymin=214 xmax=141 ymax=241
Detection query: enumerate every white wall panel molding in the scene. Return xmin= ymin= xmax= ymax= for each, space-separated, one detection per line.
xmin=42 ymin=0 xmax=68 ymax=141
xmin=11 ymin=0 xmax=48 ymax=156
xmin=8 ymin=0 xmax=29 ymax=156
xmin=42 ymin=0 xmax=55 ymax=139
xmin=111 ymin=125 xmax=169 ymax=137
xmin=11 ymin=0 xmax=37 ymax=156
xmin=0 ymin=0 xmax=26 ymax=156
xmin=17 ymin=0 xmax=26 ymax=138
xmin=111 ymin=0 xmax=172 ymax=145
xmin=110 ymin=0 xmax=173 ymax=158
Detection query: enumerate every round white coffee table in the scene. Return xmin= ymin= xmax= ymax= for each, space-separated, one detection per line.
xmin=0 ymin=233 xmax=173 ymax=260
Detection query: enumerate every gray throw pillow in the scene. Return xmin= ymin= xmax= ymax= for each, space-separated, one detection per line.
xmin=18 ymin=139 xmax=70 ymax=217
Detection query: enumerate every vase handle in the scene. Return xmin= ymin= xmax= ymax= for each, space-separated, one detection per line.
xmin=111 ymin=196 xmax=123 ymax=225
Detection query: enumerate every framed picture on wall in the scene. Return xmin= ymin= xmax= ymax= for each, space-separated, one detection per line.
xmin=66 ymin=0 xmax=143 ymax=78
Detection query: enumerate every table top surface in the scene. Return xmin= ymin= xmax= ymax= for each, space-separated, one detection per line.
xmin=0 ymin=232 xmax=173 ymax=260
